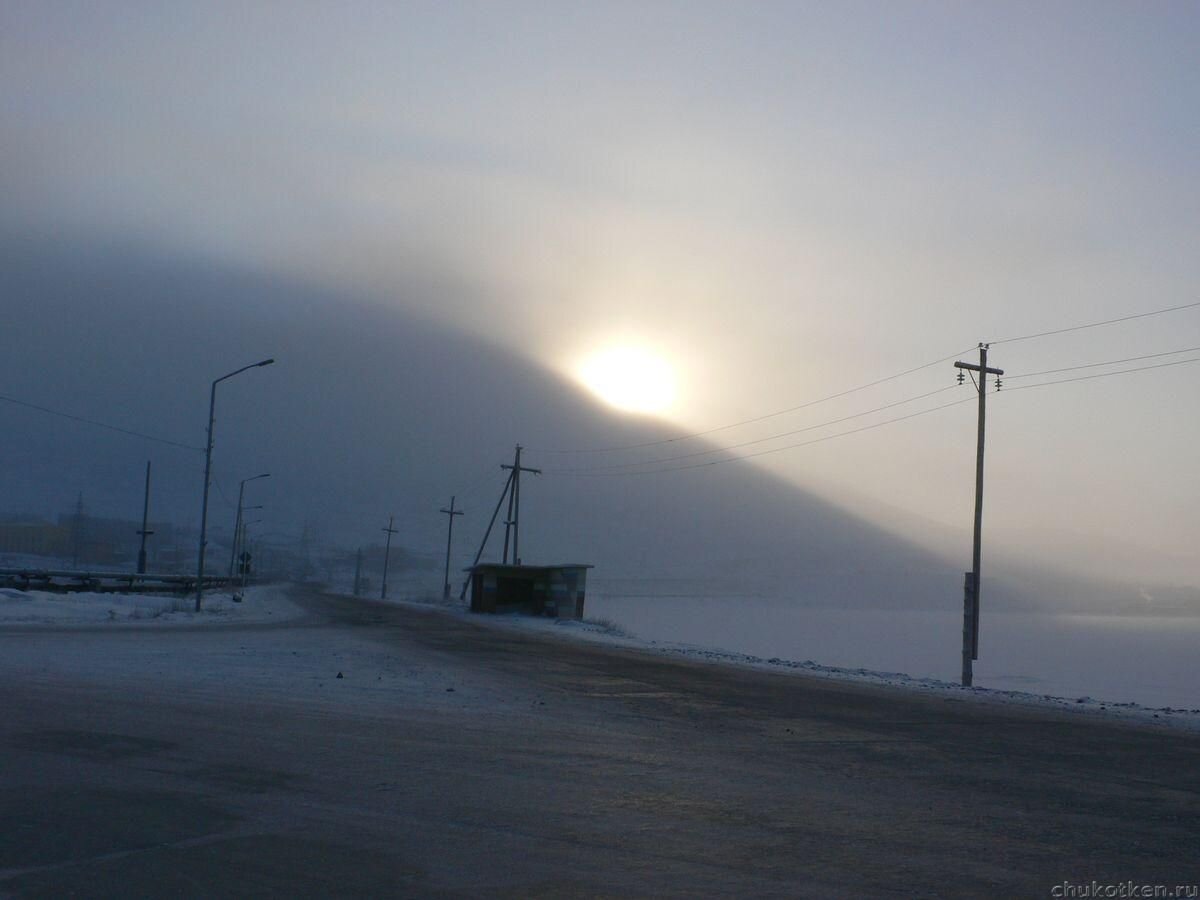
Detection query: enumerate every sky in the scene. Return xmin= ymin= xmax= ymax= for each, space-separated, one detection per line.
xmin=2 ymin=2 xmax=1198 ymax=587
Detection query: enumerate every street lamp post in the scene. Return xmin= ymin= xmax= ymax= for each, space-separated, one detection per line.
xmin=229 ymin=474 xmax=270 ymax=582
xmin=196 ymin=358 xmax=274 ymax=611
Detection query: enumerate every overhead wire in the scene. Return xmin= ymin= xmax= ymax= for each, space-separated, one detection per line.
xmin=546 ymin=384 xmax=962 ymax=474
xmin=463 ymin=466 xmax=499 ymax=494
xmin=1001 ymin=355 xmax=1200 ymax=392
xmin=453 ymin=462 xmax=506 ymax=507
xmin=210 ymin=474 xmax=238 ymax=511
xmin=530 ymin=345 xmax=977 ymax=454
xmin=543 ymin=347 xmax=1200 ymax=479
xmin=1003 ymin=345 xmax=1200 ymax=380
xmin=0 ymin=392 xmax=203 ymax=451
xmin=989 ymin=300 xmax=1200 ymax=346
xmin=8 ymin=300 xmax=1196 ymax=504
xmin=544 ymin=394 xmax=978 ymax=477
xmin=532 ymin=301 xmax=1200 ymax=471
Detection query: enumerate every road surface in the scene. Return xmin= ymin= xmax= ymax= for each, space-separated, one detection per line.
xmin=1 ymin=587 xmax=1197 ymax=898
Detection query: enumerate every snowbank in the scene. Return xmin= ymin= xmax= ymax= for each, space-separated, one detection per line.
xmin=0 ymin=583 xmax=302 ymax=627
xmin=398 ymin=599 xmax=1200 ymax=733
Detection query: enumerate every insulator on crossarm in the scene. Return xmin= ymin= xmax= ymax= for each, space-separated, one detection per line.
xmin=957 ymin=371 xmax=965 ymax=385
xmin=995 ymin=378 xmax=1002 ymax=391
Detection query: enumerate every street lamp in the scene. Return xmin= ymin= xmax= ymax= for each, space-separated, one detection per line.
xmin=196 ymin=359 xmax=275 ymax=610
xmin=229 ymin=475 xmax=270 ymax=583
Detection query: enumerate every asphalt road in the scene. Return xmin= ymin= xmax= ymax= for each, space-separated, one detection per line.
xmin=1 ymin=587 xmax=1197 ymax=898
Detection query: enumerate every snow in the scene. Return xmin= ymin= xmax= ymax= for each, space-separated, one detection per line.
xmin=0 ymin=594 xmax=565 ymax=731
xmin=409 ymin=599 xmax=1200 ymax=733
xmin=0 ymin=584 xmax=303 ymax=627
xmin=4 ymin=577 xmax=1195 ymax=733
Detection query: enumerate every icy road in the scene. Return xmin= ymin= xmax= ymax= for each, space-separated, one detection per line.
xmin=0 ymin=587 xmax=1197 ymax=898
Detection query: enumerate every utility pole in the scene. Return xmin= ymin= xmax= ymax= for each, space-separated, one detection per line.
xmin=136 ymin=461 xmax=153 ymax=575
xmin=953 ymin=343 xmax=1004 ymax=688
xmin=440 ymin=496 xmax=464 ymax=600
xmin=460 ymin=469 xmax=515 ymax=602
xmin=500 ymin=444 xmax=540 ymax=565
xmin=298 ymin=521 xmax=312 ymax=581
xmin=353 ymin=547 xmax=363 ymax=598
xmin=380 ymin=516 xmax=397 ymax=600
xmin=71 ymin=493 xmax=85 ymax=569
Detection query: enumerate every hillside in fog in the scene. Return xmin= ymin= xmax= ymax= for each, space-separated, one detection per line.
xmin=2 ymin=234 xmax=1184 ymax=614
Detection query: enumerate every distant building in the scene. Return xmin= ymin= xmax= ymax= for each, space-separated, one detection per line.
xmin=0 ymin=510 xmax=179 ymax=568
xmin=466 ymin=563 xmax=592 ymax=619
xmin=53 ymin=512 xmax=177 ymax=568
xmin=0 ymin=520 xmax=70 ymax=557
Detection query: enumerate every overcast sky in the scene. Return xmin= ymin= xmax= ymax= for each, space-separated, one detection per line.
xmin=2 ymin=2 xmax=1197 ymax=583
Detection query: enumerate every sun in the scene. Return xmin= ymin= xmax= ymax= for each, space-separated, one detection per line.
xmin=578 ymin=345 xmax=677 ymax=415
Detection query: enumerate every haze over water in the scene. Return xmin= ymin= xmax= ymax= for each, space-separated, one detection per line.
xmin=588 ymin=594 xmax=1200 ymax=710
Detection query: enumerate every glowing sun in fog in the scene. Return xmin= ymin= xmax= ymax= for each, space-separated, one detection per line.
xmin=578 ymin=345 xmax=677 ymax=415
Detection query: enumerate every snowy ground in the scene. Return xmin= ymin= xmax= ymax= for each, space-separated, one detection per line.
xmin=0 ymin=583 xmax=301 ymax=627
xmin=5 ymin=574 xmax=1196 ymax=732
xmin=6 ymin=586 xmax=1196 ymax=896
xmin=388 ymin=596 xmax=1200 ymax=733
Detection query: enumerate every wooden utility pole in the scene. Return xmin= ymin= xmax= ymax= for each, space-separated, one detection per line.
xmin=953 ymin=343 xmax=1004 ymax=687
xmin=460 ymin=469 xmax=515 ymax=601
xmin=459 ymin=445 xmax=541 ymax=602
xmin=440 ymin=496 xmax=465 ymax=600
xmin=501 ymin=444 xmax=540 ymax=565
xmin=136 ymin=460 xmax=153 ymax=575
xmin=380 ymin=516 xmax=397 ymax=600
xmin=71 ymin=493 xmax=85 ymax=569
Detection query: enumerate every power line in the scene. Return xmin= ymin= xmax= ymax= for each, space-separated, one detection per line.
xmin=544 ymin=395 xmax=978 ymax=477
xmin=454 ymin=462 xmax=505 ymax=504
xmin=530 ymin=345 xmax=977 ymax=455
xmin=1002 ymin=355 xmax=1200 ymax=392
xmin=0 ymin=392 xmax=203 ymax=451
xmin=546 ymin=384 xmax=961 ymax=474
xmin=1005 ymin=345 xmax=1200 ymax=380
xmin=990 ymin=300 xmax=1200 ymax=346
xmin=533 ymin=302 xmax=1200 ymax=459
xmin=543 ymin=351 xmax=1200 ymax=479
xmin=210 ymin=474 xmax=238 ymax=511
